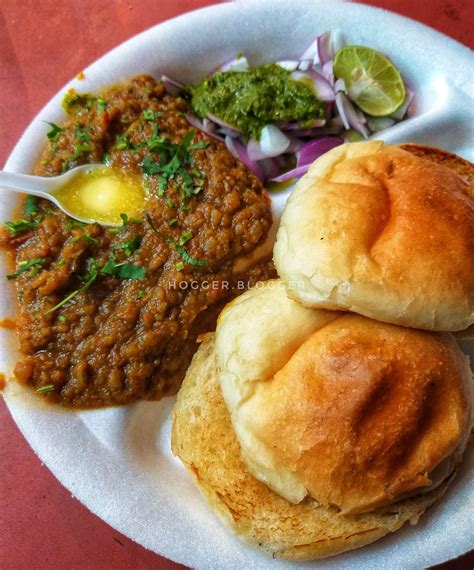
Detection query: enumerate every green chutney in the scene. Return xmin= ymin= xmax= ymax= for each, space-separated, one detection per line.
xmin=189 ymin=63 xmax=325 ymax=140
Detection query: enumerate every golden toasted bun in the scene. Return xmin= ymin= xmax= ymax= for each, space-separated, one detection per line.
xmin=172 ymin=334 xmax=458 ymax=560
xmin=216 ymin=280 xmax=342 ymax=501
xmin=215 ymin=281 xmax=472 ymax=515
xmin=273 ymin=141 xmax=474 ymax=331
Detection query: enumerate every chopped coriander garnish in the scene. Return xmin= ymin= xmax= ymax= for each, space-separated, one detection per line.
xmin=45 ymin=122 xmax=63 ymax=142
xmin=75 ymin=124 xmax=92 ymax=142
xmin=37 ymin=384 xmax=55 ymax=394
xmin=165 ymin=198 xmax=175 ymax=208
xmin=178 ymin=231 xmax=193 ymax=246
xmin=65 ymin=219 xmax=87 ymax=231
xmin=23 ymin=195 xmax=38 ymax=217
xmin=137 ymin=290 xmax=146 ymax=299
xmin=70 ymin=143 xmax=93 ymax=161
xmin=116 ymin=263 xmax=146 ymax=279
xmin=7 ymin=257 xmax=48 ymax=280
xmin=97 ymin=98 xmax=106 ymax=113
xmin=5 ymin=219 xmax=39 ymax=235
xmin=142 ymin=109 xmax=161 ymax=121
xmin=57 ymin=315 xmax=67 ymax=323
xmin=114 ymin=235 xmax=142 ymax=256
xmin=176 ymin=261 xmax=185 ymax=271
xmin=115 ymin=134 xmax=134 ymax=151
xmin=168 ymin=218 xmax=178 ymax=226
xmin=119 ymin=213 xmax=142 ymax=228
xmin=175 ymin=245 xmax=208 ymax=267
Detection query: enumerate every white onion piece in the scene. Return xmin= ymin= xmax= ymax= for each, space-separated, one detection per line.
xmin=207 ymin=113 xmax=242 ymax=135
xmin=334 ymin=77 xmax=346 ymax=93
xmin=224 ymin=135 xmax=238 ymax=158
xmin=291 ymin=70 xmax=335 ymax=102
xmin=202 ymin=118 xmax=215 ymax=132
xmin=161 ymin=75 xmax=184 ymax=95
xmin=390 ymin=88 xmax=414 ymax=120
xmin=367 ymin=117 xmax=396 ymax=132
xmin=217 ymin=127 xmax=240 ymax=138
xmin=335 ymin=92 xmax=369 ymax=138
xmin=271 ymin=164 xmax=310 ymax=183
xmin=219 ymin=56 xmax=249 ymax=72
xmin=276 ymin=60 xmax=300 ymax=71
xmin=308 ymin=70 xmax=335 ymax=101
xmin=259 ymin=125 xmax=291 ymax=157
xmin=296 ymin=137 xmax=344 ymax=166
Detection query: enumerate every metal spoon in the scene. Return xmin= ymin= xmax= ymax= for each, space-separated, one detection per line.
xmin=0 ymin=164 xmax=118 ymax=226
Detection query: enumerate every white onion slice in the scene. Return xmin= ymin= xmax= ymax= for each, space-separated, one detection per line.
xmin=335 ymin=92 xmax=369 ymax=138
xmin=247 ymin=139 xmax=269 ymax=161
xmin=322 ymin=61 xmax=334 ymax=85
xmin=232 ymin=138 xmax=264 ymax=181
xmin=298 ymin=59 xmax=313 ymax=71
xmin=184 ymin=114 xmax=223 ymax=142
xmin=300 ymin=38 xmax=318 ymax=62
xmin=276 ymin=60 xmax=300 ymax=71
xmin=218 ymin=56 xmax=249 ymax=72
xmin=161 ymin=75 xmax=184 ymax=95
xmin=224 ymin=135 xmax=238 ymax=158
xmin=390 ymin=88 xmax=414 ymax=120
xmin=259 ymin=125 xmax=291 ymax=157
xmin=367 ymin=117 xmax=396 ymax=132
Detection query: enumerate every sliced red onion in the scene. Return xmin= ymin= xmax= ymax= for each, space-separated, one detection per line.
xmin=259 ymin=124 xmax=291 ymax=157
xmin=270 ymin=164 xmax=311 ymax=183
xmin=317 ymin=32 xmax=333 ymax=66
xmin=367 ymin=117 xmax=396 ymax=132
xmin=232 ymin=138 xmax=264 ymax=181
xmin=322 ymin=61 xmax=334 ymax=85
xmin=296 ymin=137 xmax=344 ymax=167
xmin=291 ymin=70 xmax=335 ymax=102
xmin=276 ymin=60 xmax=300 ymax=71
xmin=335 ymin=92 xmax=369 ymax=138
xmin=184 ymin=114 xmax=223 ymax=142
xmin=218 ymin=56 xmax=249 ymax=72
xmin=161 ymin=75 xmax=184 ymax=95
xmin=224 ymin=135 xmax=238 ymax=158
xmin=259 ymin=158 xmax=280 ymax=180
xmin=286 ymin=136 xmax=305 ymax=153
xmin=207 ymin=113 xmax=242 ymax=136
xmin=390 ymin=88 xmax=414 ymax=120
xmin=247 ymin=138 xmax=269 ymax=161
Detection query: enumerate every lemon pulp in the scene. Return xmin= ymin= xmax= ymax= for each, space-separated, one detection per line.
xmin=333 ymin=46 xmax=406 ymax=116
xmin=55 ymin=166 xmax=145 ymax=225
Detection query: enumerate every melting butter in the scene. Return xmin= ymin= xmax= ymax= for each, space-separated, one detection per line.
xmin=55 ymin=166 xmax=145 ymax=225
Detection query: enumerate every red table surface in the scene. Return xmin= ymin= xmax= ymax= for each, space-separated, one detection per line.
xmin=1 ymin=1 xmax=473 ymax=569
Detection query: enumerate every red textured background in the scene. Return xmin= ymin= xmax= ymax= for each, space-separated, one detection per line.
xmin=1 ymin=1 xmax=473 ymax=569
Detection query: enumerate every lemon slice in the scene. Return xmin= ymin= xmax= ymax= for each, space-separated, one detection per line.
xmin=333 ymin=46 xmax=406 ymax=116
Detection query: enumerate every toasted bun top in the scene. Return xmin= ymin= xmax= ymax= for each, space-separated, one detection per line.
xmin=216 ymin=281 xmax=473 ymax=514
xmin=273 ymin=141 xmax=474 ymax=331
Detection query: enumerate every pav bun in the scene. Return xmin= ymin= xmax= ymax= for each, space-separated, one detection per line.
xmin=215 ymin=281 xmax=472 ymax=515
xmin=273 ymin=141 xmax=474 ymax=331
xmin=172 ymin=333 xmax=461 ymax=561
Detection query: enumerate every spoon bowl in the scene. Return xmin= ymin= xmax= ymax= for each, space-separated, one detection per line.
xmin=0 ymin=165 xmax=145 ymax=226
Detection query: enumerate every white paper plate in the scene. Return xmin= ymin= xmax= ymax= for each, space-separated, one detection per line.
xmin=1 ymin=1 xmax=473 ymax=568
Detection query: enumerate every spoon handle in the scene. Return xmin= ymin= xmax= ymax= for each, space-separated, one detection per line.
xmin=0 ymin=170 xmax=57 ymax=198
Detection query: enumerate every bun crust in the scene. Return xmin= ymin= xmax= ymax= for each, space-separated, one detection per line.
xmin=172 ymin=335 xmax=457 ymax=561
xmin=273 ymin=141 xmax=474 ymax=331
xmin=243 ymin=314 xmax=472 ymax=514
